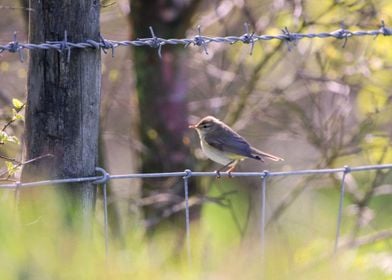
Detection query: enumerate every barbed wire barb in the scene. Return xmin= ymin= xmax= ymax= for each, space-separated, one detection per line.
xmin=242 ymin=22 xmax=255 ymax=55
xmin=46 ymin=30 xmax=72 ymax=63
xmin=91 ymin=33 xmax=115 ymax=57
xmin=8 ymin=32 xmax=24 ymax=62
xmin=282 ymin=26 xmax=298 ymax=51
xmin=338 ymin=22 xmax=351 ymax=48
xmin=194 ymin=25 xmax=209 ymax=55
xmin=147 ymin=26 xmax=163 ymax=58
xmin=378 ymin=20 xmax=392 ymax=38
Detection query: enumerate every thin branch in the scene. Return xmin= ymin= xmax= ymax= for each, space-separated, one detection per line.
xmin=349 ymin=147 xmax=390 ymax=244
xmin=0 ymin=153 xmax=54 ymax=179
xmin=1 ymin=104 xmax=25 ymax=132
xmin=0 ymin=5 xmax=34 ymax=11
xmin=339 ymin=228 xmax=392 ymax=250
xmin=0 ymin=154 xmax=20 ymax=164
xmin=144 ymin=191 xmax=235 ymax=229
xmin=223 ymin=1 xmax=339 ymax=126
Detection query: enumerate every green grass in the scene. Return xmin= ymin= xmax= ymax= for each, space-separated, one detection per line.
xmin=0 ymin=183 xmax=390 ymax=279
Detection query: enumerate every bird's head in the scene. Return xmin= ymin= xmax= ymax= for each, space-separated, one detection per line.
xmin=189 ymin=116 xmax=220 ymax=136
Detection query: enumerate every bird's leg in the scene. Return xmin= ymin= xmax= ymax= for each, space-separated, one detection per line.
xmin=225 ymin=161 xmax=238 ymax=178
xmin=215 ymin=160 xmax=235 ymax=178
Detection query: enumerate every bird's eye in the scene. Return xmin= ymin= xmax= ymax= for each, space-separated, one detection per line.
xmin=201 ymin=122 xmax=211 ymax=129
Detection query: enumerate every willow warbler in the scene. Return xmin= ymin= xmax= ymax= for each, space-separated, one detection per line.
xmin=189 ymin=116 xmax=283 ymax=176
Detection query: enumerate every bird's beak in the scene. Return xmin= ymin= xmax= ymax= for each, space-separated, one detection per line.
xmin=188 ymin=124 xmax=197 ymax=129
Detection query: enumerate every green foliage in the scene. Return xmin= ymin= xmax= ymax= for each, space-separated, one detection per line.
xmin=0 ymin=131 xmax=19 ymax=145
xmin=4 ymin=161 xmax=16 ymax=176
xmin=12 ymin=98 xmax=24 ymax=111
xmin=1 ymin=98 xmax=24 ymax=180
xmin=361 ymin=135 xmax=392 ymax=164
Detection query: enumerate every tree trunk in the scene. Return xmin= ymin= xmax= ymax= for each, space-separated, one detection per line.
xmin=21 ymin=0 xmax=101 ymax=231
xmin=129 ymin=0 xmax=201 ymax=229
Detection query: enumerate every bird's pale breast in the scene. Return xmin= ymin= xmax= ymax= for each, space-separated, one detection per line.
xmin=200 ymin=139 xmax=244 ymax=165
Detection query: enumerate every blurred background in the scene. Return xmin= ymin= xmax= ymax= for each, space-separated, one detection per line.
xmin=0 ymin=0 xmax=391 ymax=278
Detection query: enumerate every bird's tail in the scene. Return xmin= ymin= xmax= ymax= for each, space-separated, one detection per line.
xmin=250 ymin=147 xmax=284 ymax=162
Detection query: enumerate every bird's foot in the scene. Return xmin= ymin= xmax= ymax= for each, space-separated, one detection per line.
xmin=215 ymin=170 xmax=221 ymax=178
xmin=226 ymin=165 xmax=236 ymax=178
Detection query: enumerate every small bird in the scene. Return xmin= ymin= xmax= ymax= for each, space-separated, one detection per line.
xmin=189 ymin=116 xmax=283 ymax=177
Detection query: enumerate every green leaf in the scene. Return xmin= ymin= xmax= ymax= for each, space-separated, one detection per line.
xmin=12 ymin=98 xmax=24 ymax=110
xmin=0 ymin=131 xmax=8 ymax=143
xmin=11 ymin=109 xmax=24 ymax=122
xmin=14 ymin=113 xmax=24 ymax=121
xmin=361 ymin=135 xmax=392 ymax=164
xmin=0 ymin=132 xmax=19 ymax=145
xmin=7 ymin=135 xmax=20 ymax=145
xmin=5 ymin=161 xmax=15 ymax=175
xmin=357 ymin=85 xmax=387 ymax=115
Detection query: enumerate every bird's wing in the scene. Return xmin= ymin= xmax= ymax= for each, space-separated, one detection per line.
xmin=250 ymin=147 xmax=283 ymax=161
xmin=204 ymin=126 xmax=253 ymax=158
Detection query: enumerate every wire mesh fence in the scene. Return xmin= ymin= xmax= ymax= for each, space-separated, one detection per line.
xmin=0 ymin=21 xmax=391 ymax=61
xmin=1 ymin=163 xmax=392 ymax=261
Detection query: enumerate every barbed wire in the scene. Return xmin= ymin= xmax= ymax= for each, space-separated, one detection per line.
xmin=1 ymin=163 xmax=392 ymax=261
xmin=0 ymin=21 xmax=391 ymax=61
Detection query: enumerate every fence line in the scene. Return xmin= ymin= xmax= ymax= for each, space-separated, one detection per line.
xmin=0 ymin=22 xmax=391 ymax=61
xmin=1 ymin=163 xmax=392 ymax=260
xmin=2 ymin=163 xmax=392 ymax=189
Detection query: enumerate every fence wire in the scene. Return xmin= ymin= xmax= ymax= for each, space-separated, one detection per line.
xmin=0 ymin=22 xmax=391 ymax=61
xmin=1 ymin=163 xmax=392 ymax=260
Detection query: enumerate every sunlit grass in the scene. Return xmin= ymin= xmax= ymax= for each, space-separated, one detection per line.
xmin=0 ymin=183 xmax=390 ymax=279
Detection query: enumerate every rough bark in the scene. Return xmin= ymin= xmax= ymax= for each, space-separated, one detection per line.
xmin=21 ymin=0 xmax=101 ymax=230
